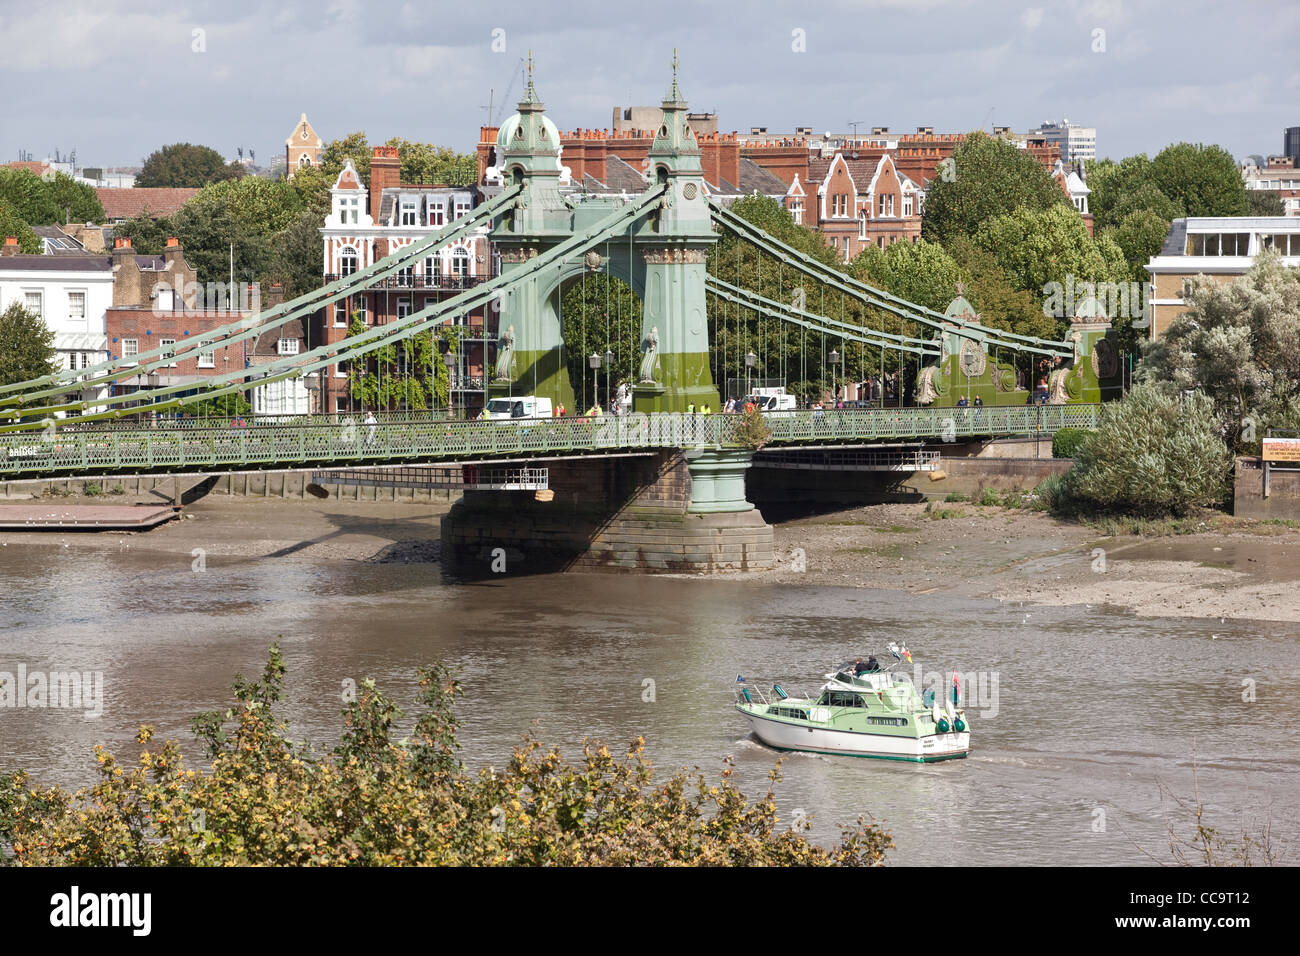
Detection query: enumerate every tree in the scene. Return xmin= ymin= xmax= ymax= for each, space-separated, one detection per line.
xmin=110 ymin=213 xmax=172 ymax=256
xmin=946 ymin=236 xmax=1059 ymax=340
xmin=1102 ymin=209 xmax=1173 ymax=283
xmin=0 ymin=167 xmax=60 ymax=225
xmin=1059 ymin=385 xmax=1230 ymax=516
xmin=136 ymin=143 xmax=244 ymax=188
xmin=1137 ymin=252 xmax=1300 ymax=449
xmin=1148 ymin=143 xmax=1249 ymax=218
xmin=319 ymin=132 xmax=371 ymax=186
xmin=270 ymin=209 xmax=327 ymax=299
xmin=0 ymin=200 xmax=41 ymax=253
xmin=560 ymin=273 xmax=643 ymax=411
xmin=921 ymin=131 xmax=1068 ymax=246
xmin=850 ymin=238 xmax=967 ymax=314
xmin=44 ymin=172 xmax=104 ymax=224
xmin=1247 ymin=190 xmax=1285 ymax=217
xmin=385 ymin=137 xmax=477 ymax=187
xmin=974 ymin=203 xmax=1126 ymax=300
xmin=0 ymin=302 xmax=59 ymax=387
xmin=169 ymin=176 xmax=310 ymax=284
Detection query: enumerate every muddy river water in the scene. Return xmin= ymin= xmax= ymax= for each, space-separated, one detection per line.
xmin=0 ymin=512 xmax=1297 ymax=865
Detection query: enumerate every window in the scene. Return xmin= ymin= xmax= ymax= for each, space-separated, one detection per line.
xmin=334 ymin=301 xmax=348 ymax=327
xmin=452 ymin=248 xmax=469 ymax=278
xmin=160 ymin=338 xmax=177 ymax=367
xmin=817 ymin=691 xmax=867 ymax=709
xmin=859 ymin=213 xmax=867 ymax=240
xmin=425 ymin=255 xmax=441 ymax=284
xmin=337 ymin=196 xmax=359 ymax=225
xmin=903 ymin=194 xmax=913 ymax=217
xmin=428 ymin=202 xmax=445 ymax=227
xmin=400 ymin=199 xmax=417 ymax=226
xmin=122 ymin=338 xmax=139 ymax=364
xmin=24 ymin=290 xmax=42 ymax=318
xmin=67 ymin=291 xmax=86 ymax=322
xmin=339 ymin=246 xmax=358 ymax=276
xmin=278 ymin=338 xmax=300 ymax=355
xmin=396 ymin=298 xmax=411 ymax=320
xmin=454 ymin=199 xmax=470 ymax=219
xmin=867 ymin=716 xmax=908 ymax=726
xmin=789 ymin=199 xmax=802 ymax=225
xmin=197 ymin=349 xmax=215 ymax=368
xmin=878 ymin=194 xmax=895 ymax=217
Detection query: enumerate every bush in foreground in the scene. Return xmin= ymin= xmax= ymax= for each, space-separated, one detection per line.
xmin=1051 ymin=427 xmax=1093 ymax=459
xmin=1057 ymin=385 xmax=1230 ymax=517
xmin=0 ymin=647 xmax=891 ymax=866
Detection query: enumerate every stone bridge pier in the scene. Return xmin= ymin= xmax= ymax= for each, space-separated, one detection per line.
xmin=439 ymin=449 xmax=773 ymax=578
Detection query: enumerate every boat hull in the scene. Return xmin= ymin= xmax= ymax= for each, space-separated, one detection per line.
xmin=740 ymin=707 xmax=970 ymax=762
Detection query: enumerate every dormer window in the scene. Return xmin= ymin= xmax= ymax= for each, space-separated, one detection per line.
xmin=428 ymin=201 xmax=445 ymax=227
xmin=400 ymin=199 xmax=417 ymax=226
xmin=336 ymin=195 xmax=359 ymax=224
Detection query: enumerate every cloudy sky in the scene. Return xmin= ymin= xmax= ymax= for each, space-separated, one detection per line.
xmin=1 ymin=0 xmax=1296 ymax=169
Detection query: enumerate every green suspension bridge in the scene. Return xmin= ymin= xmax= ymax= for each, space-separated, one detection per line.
xmin=0 ymin=62 xmax=1117 ymax=482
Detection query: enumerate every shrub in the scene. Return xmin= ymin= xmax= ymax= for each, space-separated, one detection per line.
xmin=1059 ymin=385 xmax=1230 ymax=516
xmin=944 ymin=492 xmax=970 ymax=502
xmin=729 ymin=403 xmax=772 ymax=450
xmin=977 ymin=488 xmax=1001 ymax=506
xmin=1051 ymin=427 xmax=1093 ymax=459
xmin=0 ymin=646 xmax=892 ymax=867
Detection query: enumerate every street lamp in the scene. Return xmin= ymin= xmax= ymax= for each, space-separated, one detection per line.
xmin=745 ymin=349 xmax=757 ymax=398
xmin=829 ymin=348 xmax=840 ymax=403
xmin=443 ymin=351 xmax=456 ymax=419
xmin=589 ymin=352 xmax=602 ymax=413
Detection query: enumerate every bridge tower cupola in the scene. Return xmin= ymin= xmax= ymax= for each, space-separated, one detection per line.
xmin=647 ymin=49 xmax=703 ymax=182
xmin=497 ymin=51 xmax=562 ymax=183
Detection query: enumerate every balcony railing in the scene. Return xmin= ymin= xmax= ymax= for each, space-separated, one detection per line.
xmin=322 ymin=274 xmax=489 ymax=292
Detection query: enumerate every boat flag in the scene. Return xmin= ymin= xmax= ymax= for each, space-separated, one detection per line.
xmin=903 ymin=647 xmax=913 ymax=664
xmin=736 ymin=675 xmax=747 ymax=683
xmin=952 ymin=671 xmax=961 ymax=706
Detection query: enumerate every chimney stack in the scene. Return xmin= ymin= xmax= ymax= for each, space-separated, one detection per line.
xmin=370 ymin=145 xmax=401 ymax=222
xmin=163 ymin=236 xmax=183 ymax=268
xmin=1 ymin=236 xmax=19 ymax=257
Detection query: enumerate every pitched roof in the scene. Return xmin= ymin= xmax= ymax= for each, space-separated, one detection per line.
xmin=4 ymin=161 xmax=51 ymax=177
xmin=737 ymin=158 xmax=790 ymax=196
xmin=96 ymin=187 xmax=200 ymax=221
xmin=0 ymin=254 xmax=112 ymax=272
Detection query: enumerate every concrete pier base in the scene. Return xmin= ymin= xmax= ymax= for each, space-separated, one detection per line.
xmin=439 ymin=450 xmax=774 ymax=578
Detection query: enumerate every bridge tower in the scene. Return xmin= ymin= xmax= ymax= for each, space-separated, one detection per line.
xmin=487 ymin=53 xmax=720 ymax=413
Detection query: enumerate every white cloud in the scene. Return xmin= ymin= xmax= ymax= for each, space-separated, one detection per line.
xmin=1022 ymin=8 xmax=1044 ymax=31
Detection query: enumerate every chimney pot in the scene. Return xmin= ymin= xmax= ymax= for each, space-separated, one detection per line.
xmin=166 ymin=237 xmax=179 ymax=247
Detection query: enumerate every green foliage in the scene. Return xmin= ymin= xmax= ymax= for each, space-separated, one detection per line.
xmin=0 ymin=303 xmax=59 ymax=387
xmin=137 ymin=143 xmax=244 ymax=188
xmin=1051 ymin=427 xmax=1094 ymax=458
xmin=0 ymin=200 xmax=40 ymax=253
xmin=169 ymin=176 xmax=312 ymax=285
xmin=384 ymin=137 xmax=477 ymax=187
xmin=345 ymin=314 xmax=451 ymax=412
xmin=1138 ymin=253 xmax=1300 ymax=449
xmin=1247 ymin=190 xmax=1285 ymax=217
xmin=1058 ymin=386 xmax=1230 ymax=516
xmin=110 ymin=213 xmax=172 ymax=255
xmin=921 ymin=131 xmax=1068 ymax=246
xmin=0 ymin=167 xmax=59 ymax=224
xmin=319 ymin=132 xmax=371 ymax=186
xmin=944 ymin=236 xmax=1058 ymax=340
xmin=974 ymin=203 xmax=1125 ymax=299
xmin=45 ymin=173 xmax=104 ymax=224
xmin=851 ymin=238 xmax=967 ymax=314
xmin=270 ymin=208 xmax=327 ymax=299
xmin=0 ymin=647 xmax=892 ymax=866
xmin=560 ymin=273 xmax=642 ymax=412
xmin=1101 ymin=209 xmax=1174 ymax=283
xmin=186 ymin=389 xmax=251 ymax=420
xmin=1148 ymin=143 xmax=1249 ymax=218
xmin=730 ymin=402 xmax=773 ymax=450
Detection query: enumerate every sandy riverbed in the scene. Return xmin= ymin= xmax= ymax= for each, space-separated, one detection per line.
xmin=3 ymin=493 xmax=1299 ymax=624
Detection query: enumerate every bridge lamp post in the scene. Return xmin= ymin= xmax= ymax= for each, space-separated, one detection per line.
xmin=443 ymin=351 xmax=456 ymax=420
xmin=745 ymin=350 xmax=757 ymax=398
xmin=589 ymin=352 xmax=602 ymax=412
xmin=829 ymin=349 xmax=840 ymax=404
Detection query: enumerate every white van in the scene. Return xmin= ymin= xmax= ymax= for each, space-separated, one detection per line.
xmin=482 ymin=396 xmax=554 ymax=420
xmin=750 ymin=388 xmax=797 ymax=412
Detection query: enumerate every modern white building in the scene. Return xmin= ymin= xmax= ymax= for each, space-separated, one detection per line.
xmin=1031 ymin=118 xmax=1096 ymax=164
xmin=0 ymin=251 xmax=113 ymax=375
xmin=1145 ymin=216 xmax=1300 ymax=337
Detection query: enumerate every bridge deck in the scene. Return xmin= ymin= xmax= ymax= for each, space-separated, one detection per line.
xmin=0 ymin=406 xmax=1098 ymax=479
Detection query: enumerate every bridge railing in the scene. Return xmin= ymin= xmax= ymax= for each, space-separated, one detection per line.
xmin=0 ymin=405 xmax=1100 ymax=477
